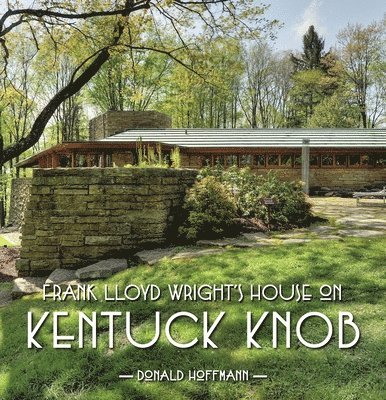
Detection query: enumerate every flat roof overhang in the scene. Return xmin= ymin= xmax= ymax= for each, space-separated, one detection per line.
xmin=15 ymin=140 xmax=386 ymax=168
xmin=15 ymin=141 xmax=175 ymax=168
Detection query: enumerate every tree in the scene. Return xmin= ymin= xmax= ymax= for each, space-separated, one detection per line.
xmin=337 ymin=19 xmax=385 ymax=127
xmin=157 ymin=36 xmax=244 ymax=128
xmin=0 ymin=0 xmax=270 ymax=167
xmin=291 ymin=25 xmax=325 ymax=70
xmin=289 ymin=26 xmax=343 ymax=127
xmin=88 ymin=48 xmax=172 ymax=112
xmin=240 ymin=42 xmax=292 ymax=128
xmin=308 ymin=92 xmax=360 ymax=128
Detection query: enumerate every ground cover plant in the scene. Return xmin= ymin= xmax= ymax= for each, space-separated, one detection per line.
xmin=0 ymin=237 xmax=384 ymax=400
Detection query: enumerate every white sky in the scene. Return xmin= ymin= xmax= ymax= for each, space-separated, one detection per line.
xmin=265 ymin=0 xmax=385 ymax=51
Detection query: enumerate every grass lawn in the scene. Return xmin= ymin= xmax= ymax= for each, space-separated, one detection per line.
xmin=0 ymin=237 xmax=385 ymax=400
xmin=0 ymin=237 xmax=14 ymax=247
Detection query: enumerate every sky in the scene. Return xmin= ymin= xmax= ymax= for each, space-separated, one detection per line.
xmin=265 ymin=0 xmax=385 ymax=52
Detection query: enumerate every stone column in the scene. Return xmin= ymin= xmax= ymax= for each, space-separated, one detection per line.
xmin=301 ymin=139 xmax=310 ymax=195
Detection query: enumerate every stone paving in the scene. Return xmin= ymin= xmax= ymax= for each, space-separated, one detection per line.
xmin=174 ymin=197 xmax=385 ymax=254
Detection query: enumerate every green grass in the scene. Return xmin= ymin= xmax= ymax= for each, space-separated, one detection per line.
xmin=0 ymin=237 xmax=385 ymax=400
xmin=0 ymin=237 xmax=14 ymax=247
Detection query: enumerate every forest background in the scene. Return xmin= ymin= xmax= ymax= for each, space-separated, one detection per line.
xmin=0 ymin=1 xmax=385 ymax=224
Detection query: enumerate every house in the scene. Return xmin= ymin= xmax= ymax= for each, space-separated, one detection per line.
xmin=16 ymin=111 xmax=386 ymax=190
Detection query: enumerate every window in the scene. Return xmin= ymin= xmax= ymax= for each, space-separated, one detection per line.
xmin=281 ymin=154 xmax=293 ymax=167
xmin=268 ymin=155 xmax=279 ymax=166
xmin=255 ymin=154 xmax=266 ymax=167
xmin=59 ymin=155 xmax=70 ymax=167
xmin=360 ymin=155 xmax=370 ymax=166
xmin=225 ymin=155 xmax=238 ymax=167
xmin=370 ymin=153 xmax=386 ymax=167
xmin=294 ymin=155 xmax=302 ymax=166
xmin=203 ymin=157 xmax=211 ymax=167
xmin=240 ymin=154 xmax=253 ymax=167
xmin=105 ymin=154 xmax=113 ymax=167
xmin=89 ymin=154 xmax=100 ymax=167
xmin=321 ymin=155 xmax=333 ymax=166
xmin=310 ymin=155 xmax=319 ymax=167
xmin=349 ymin=154 xmax=360 ymax=166
xmin=214 ymin=155 xmax=225 ymax=166
xmin=335 ymin=154 xmax=347 ymax=167
xmin=75 ymin=154 xmax=87 ymax=167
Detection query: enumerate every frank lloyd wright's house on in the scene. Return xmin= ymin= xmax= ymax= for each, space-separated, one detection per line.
xmin=17 ymin=111 xmax=386 ymax=191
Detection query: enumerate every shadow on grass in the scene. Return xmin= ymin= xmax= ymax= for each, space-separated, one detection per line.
xmin=0 ymin=272 xmax=16 ymax=282
xmin=0 ymin=237 xmax=385 ymax=400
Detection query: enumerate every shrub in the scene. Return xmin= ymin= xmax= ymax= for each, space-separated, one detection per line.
xmin=179 ymin=176 xmax=237 ymax=240
xmin=198 ymin=166 xmax=313 ymax=229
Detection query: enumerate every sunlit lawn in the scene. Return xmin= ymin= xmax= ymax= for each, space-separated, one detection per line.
xmin=0 ymin=237 xmax=385 ymax=400
xmin=0 ymin=237 xmax=14 ymax=247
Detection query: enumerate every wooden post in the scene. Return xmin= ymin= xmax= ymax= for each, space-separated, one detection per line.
xmin=302 ymin=139 xmax=310 ymax=195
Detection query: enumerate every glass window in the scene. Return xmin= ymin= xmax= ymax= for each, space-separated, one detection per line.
xmin=214 ymin=155 xmax=225 ymax=166
xmin=268 ymin=155 xmax=279 ymax=166
xmin=335 ymin=154 xmax=347 ymax=166
xmin=321 ymin=155 xmax=333 ymax=166
xmin=360 ymin=155 xmax=370 ymax=165
xmin=240 ymin=154 xmax=253 ymax=167
xmin=105 ymin=154 xmax=113 ymax=167
xmin=75 ymin=154 xmax=87 ymax=167
xmin=349 ymin=154 xmax=360 ymax=166
xmin=89 ymin=154 xmax=100 ymax=167
xmin=255 ymin=155 xmax=266 ymax=167
xmin=370 ymin=153 xmax=386 ymax=167
xmin=281 ymin=154 xmax=293 ymax=167
xmin=59 ymin=154 xmax=70 ymax=167
xmin=310 ymin=155 xmax=319 ymax=167
xmin=225 ymin=155 xmax=238 ymax=167
xmin=203 ymin=157 xmax=211 ymax=167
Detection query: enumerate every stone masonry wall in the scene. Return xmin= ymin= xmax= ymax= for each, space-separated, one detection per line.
xmin=89 ymin=111 xmax=172 ymax=140
xmin=254 ymin=168 xmax=385 ymax=189
xmin=180 ymin=155 xmax=385 ymax=190
xmin=16 ymin=168 xmax=197 ymax=276
xmin=8 ymin=178 xmax=32 ymax=227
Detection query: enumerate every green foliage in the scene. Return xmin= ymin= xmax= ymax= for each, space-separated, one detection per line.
xmin=87 ymin=49 xmax=173 ymax=112
xmin=131 ymin=140 xmax=168 ymax=168
xmin=337 ymin=20 xmax=386 ymax=127
xmin=291 ymin=25 xmax=325 ymax=70
xmin=157 ymin=36 xmax=245 ymax=128
xmin=288 ymin=67 xmax=340 ymax=127
xmin=127 ymin=141 xmax=181 ymax=169
xmin=199 ymin=166 xmax=313 ymax=228
xmin=308 ymin=92 xmax=360 ymax=128
xmin=170 ymin=146 xmax=181 ymax=169
xmin=179 ymin=176 xmax=237 ymax=240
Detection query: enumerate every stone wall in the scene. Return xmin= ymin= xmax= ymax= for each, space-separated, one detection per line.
xmin=89 ymin=111 xmax=172 ymax=140
xmin=179 ymin=156 xmax=385 ymax=190
xmin=253 ymin=168 xmax=385 ymax=190
xmin=8 ymin=178 xmax=32 ymax=227
xmin=17 ymin=168 xmax=197 ymax=276
xmin=310 ymin=168 xmax=386 ymax=189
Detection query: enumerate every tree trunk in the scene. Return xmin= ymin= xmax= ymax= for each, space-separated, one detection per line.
xmin=0 ymin=21 xmax=126 ymax=166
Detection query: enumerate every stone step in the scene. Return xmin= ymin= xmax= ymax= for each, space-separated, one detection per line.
xmin=12 ymin=277 xmax=46 ymax=299
xmin=76 ymin=259 xmax=128 ymax=280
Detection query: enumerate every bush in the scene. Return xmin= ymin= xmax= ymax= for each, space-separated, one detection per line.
xmin=198 ymin=166 xmax=313 ymax=229
xmin=179 ymin=176 xmax=237 ymax=240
